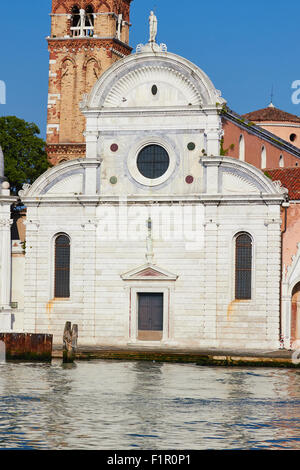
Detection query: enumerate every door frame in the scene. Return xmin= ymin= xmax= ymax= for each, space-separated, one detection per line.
xmin=129 ymin=286 xmax=170 ymax=344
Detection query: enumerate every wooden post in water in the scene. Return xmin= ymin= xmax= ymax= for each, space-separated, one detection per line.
xmin=63 ymin=322 xmax=78 ymax=363
xmin=71 ymin=323 xmax=78 ymax=352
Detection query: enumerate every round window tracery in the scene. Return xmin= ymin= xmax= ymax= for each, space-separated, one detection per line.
xmin=137 ymin=145 xmax=170 ymax=179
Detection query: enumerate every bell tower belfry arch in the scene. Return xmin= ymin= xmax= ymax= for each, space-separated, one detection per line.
xmin=46 ymin=0 xmax=133 ymax=165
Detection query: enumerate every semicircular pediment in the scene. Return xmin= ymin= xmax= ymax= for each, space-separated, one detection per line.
xmin=18 ymin=160 xmax=92 ymax=199
xmin=85 ymin=52 xmax=226 ymax=110
xmin=201 ymin=156 xmax=289 ymax=197
xmin=103 ymin=65 xmax=203 ymax=108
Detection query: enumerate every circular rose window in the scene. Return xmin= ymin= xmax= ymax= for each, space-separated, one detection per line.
xmin=137 ymin=145 xmax=170 ymax=179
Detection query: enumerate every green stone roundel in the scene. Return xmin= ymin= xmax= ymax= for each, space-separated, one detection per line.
xmin=187 ymin=142 xmax=196 ymax=151
xmin=110 ymin=176 xmax=118 ymax=185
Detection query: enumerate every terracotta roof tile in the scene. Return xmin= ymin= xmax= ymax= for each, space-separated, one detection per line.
xmin=243 ymin=106 xmax=300 ymax=123
xmin=266 ymin=167 xmax=300 ymax=200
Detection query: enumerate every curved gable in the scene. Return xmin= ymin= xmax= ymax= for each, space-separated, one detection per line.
xmin=201 ymin=157 xmax=288 ymax=197
xmin=19 ymin=159 xmax=98 ymax=199
xmin=83 ymin=52 xmax=225 ymax=110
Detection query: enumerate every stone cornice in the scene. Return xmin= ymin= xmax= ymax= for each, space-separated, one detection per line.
xmin=47 ymin=37 xmax=132 ymax=54
xmin=22 ymin=194 xmax=285 ymax=207
xmin=83 ymin=106 xmax=219 ymax=118
xmin=0 ymin=195 xmax=18 ymax=204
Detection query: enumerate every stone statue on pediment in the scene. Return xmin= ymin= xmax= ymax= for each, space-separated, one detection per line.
xmin=149 ymin=11 xmax=157 ymax=43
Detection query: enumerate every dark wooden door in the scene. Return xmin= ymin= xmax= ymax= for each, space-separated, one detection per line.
xmin=138 ymin=293 xmax=163 ymax=331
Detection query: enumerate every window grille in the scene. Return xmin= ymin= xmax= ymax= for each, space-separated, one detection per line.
xmin=137 ymin=145 xmax=170 ymax=179
xmin=54 ymin=234 xmax=70 ymax=298
xmin=235 ymin=233 xmax=252 ymax=300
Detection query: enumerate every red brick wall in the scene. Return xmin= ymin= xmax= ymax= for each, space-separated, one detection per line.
xmin=47 ymin=0 xmax=132 ymax=165
xmin=222 ymin=118 xmax=300 ymax=169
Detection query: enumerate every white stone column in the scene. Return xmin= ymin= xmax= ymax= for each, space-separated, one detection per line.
xmin=201 ymin=159 xmax=220 ymax=194
xmin=85 ymin=129 xmax=98 ymax=159
xmin=0 ymin=183 xmax=17 ymax=331
xmin=0 ymin=219 xmax=12 ymax=310
xmin=206 ymin=129 xmax=221 ymax=156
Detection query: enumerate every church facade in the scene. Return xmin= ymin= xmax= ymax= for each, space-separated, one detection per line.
xmin=1 ymin=2 xmax=300 ymax=351
xmin=13 ymin=40 xmax=287 ymax=349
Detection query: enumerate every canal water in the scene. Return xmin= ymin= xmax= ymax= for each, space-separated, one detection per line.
xmin=0 ymin=360 xmax=300 ymax=450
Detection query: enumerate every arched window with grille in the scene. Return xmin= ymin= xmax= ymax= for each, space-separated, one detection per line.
xmin=235 ymin=232 xmax=252 ymax=300
xmin=54 ymin=234 xmax=70 ymax=298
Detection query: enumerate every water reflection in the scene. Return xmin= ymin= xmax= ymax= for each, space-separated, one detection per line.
xmin=0 ymin=361 xmax=300 ymax=449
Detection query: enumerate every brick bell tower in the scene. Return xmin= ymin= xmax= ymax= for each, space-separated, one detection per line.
xmin=47 ymin=0 xmax=133 ymax=165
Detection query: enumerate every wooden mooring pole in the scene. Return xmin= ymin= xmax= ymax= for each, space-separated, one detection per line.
xmin=63 ymin=321 xmax=78 ymax=363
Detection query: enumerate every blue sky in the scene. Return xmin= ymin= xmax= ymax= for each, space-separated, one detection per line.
xmin=0 ymin=0 xmax=299 ymax=139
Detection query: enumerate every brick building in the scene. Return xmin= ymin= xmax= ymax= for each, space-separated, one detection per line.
xmin=222 ymin=107 xmax=300 ymax=170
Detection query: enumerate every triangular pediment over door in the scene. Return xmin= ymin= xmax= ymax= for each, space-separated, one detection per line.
xmin=121 ymin=264 xmax=178 ymax=281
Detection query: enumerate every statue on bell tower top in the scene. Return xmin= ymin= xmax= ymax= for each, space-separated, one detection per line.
xmin=149 ymin=11 xmax=157 ymax=43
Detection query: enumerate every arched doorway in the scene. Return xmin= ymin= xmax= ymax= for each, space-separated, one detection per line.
xmin=291 ymin=282 xmax=300 ymax=348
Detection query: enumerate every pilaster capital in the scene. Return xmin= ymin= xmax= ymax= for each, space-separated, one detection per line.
xmin=0 ymin=219 xmax=13 ymax=229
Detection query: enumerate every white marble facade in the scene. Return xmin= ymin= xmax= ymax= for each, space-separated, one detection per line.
xmin=13 ymin=48 xmax=288 ymax=348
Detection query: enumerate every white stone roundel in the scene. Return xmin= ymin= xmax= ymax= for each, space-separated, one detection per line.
xmin=127 ymin=138 xmax=177 ymax=188
xmin=103 ymin=65 xmax=202 ymax=108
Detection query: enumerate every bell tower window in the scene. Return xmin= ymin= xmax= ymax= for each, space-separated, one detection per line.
xmin=71 ymin=5 xmax=80 ymax=36
xmin=70 ymin=5 xmax=94 ymax=38
xmin=85 ymin=5 xmax=95 ymax=37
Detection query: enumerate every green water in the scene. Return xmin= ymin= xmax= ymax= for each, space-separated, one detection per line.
xmin=0 ymin=360 xmax=299 ymax=449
